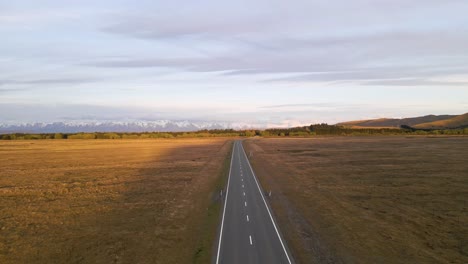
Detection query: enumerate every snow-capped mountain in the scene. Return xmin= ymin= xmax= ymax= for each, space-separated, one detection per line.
xmin=0 ymin=120 xmax=252 ymax=133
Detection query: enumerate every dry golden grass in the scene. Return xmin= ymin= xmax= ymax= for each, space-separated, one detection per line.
xmin=344 ymin=126 xmax=400 ymax=129
xmin=244 ymin=136 xmax=468 ymax=263
xmin=414 ymin=113 xmax=468 ymax=129
xmin=0 ymin=138 xmax=232 ymax=264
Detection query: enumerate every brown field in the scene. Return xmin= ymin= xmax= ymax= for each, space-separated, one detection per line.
xmin=244 ymin=136 xmax=468 ymax=263
xmin=345 ymin=126 xmax=400 ymax=129
xmin=0 ymin=138 xmax=232 ymax=264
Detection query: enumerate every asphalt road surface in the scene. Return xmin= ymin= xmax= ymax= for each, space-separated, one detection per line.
xmin=215 ymin=140 xmax=294 ymax=264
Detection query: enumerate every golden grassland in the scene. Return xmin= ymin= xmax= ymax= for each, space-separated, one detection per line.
xmin=244 ymin=136 xmax=468 ymax=263
xmin=414 ymin=113 xmax=468 ymax=129
xmin=0 ymin=138 xmax=232 ymax=264
xmin=343 ymin=126 xmax=400 ymax=129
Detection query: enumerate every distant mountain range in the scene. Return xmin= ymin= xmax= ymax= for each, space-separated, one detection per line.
xmin=0 ymin=120 xmax=237 ymax=134
xmin=337 ymin=113 xmax=468 ymax=129
xmin=2 ymin=113 xmax=467 ymax=134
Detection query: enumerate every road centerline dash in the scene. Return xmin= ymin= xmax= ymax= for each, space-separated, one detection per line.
xmin=240 ymin=141 xmax=293 ymax=264
xmin=216 ymin=140 xmax=294 ymax=264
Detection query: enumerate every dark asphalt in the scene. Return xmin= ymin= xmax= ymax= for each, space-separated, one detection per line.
xmin=215 ymin=140 xmax=294 ymax=264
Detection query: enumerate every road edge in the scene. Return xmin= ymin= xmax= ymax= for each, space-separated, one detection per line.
xmin=212 ymin=140 xmax=236 ymax=264
xmin=240 ymin=140 xmax=296 ymax=264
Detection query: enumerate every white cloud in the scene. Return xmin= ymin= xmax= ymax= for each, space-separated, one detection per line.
xmin=0 ymin=0 xmax=467 ymax=125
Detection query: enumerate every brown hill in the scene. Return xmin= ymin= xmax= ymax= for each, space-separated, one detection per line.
xmin=337 ymin=114 xmax=459 ymax=128
xmin=413 ymin=113 xmax=468 ymax=129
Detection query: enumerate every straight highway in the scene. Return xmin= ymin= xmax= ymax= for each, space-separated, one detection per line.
xmin=215 ymin=140 xmax=294 ymax=264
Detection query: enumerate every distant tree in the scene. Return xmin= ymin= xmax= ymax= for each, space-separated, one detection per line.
xmin=68 ymin=133 xmax=96 ymax=139
xmin=245 ymin=130 xmax=255 ymax=137
xmin=400 ymin=125 xmax=415 ymax=132
xmin=121 ymin=134 xmax=139 ymax=139
xmin=103 ymin=133 xmax=119 ymax=139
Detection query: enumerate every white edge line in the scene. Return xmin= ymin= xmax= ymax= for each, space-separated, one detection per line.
xmin=240 ymin=141 xmax=293 ymax=264
xmin=215 ymin=141 xmax=236 ymax=264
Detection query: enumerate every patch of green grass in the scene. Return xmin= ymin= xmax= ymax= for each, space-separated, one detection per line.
xmin=193 ymin=141 xmax=233 ymax=264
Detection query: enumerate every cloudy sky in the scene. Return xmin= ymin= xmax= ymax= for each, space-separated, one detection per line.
xmin=1 ymin=0 xmax=467 ymax=127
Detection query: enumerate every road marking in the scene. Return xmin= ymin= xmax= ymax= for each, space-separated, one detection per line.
xmin=241 ymin=179 xmax=243 ymax=182
xmin=249 ymin=235 xmax=253 ymax=245
xmin=240 ymin=142 xmax=293 ymax=264
xmin=242 ymin=184 xmax=244 ymax=188
xmin=246 ymin=215 xmax=249 ymax=222
xmin=243 ymin=192 xmax=245 ymax=196
xmin=245 ymin=201 xmax=247 ymax=207
xmin=215 ymin=141 xmax=236 ymax=264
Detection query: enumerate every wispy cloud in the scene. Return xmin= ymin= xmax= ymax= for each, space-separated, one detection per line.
xmin=0 ymin=77 xmax=101 ymax=86
xmin=362 ymin=79 xmax=468 ymax=87
xmin=263 ymin=65 xmax=468 ymax=84
xmin=1 ymin=0 xmax=468 ymax=125
xmin=88 ymin=29 xmax=468 ymax=87
xmin=260 ymin=103 xmax=333 ymax=109
xmin=0 ymin=88 xmax=27 ymax=93
xmin=102 ymin=12 xmax=271 ymax=39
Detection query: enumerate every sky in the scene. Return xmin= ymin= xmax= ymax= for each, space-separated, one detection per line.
xmin=1 ymin=0 xmax=467 ymax=127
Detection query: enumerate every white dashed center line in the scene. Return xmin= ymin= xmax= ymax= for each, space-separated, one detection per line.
xmin=249 ymin=235 xmax=253 ymax=245
xmin=246 ymin=215 xmax=249 ymax=222
xmin=245 ymin=201 xmax=247 ymax=207
xmin=243 ymin=192 xmax=245 ymax=196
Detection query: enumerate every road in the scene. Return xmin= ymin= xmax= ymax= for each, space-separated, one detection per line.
xmin=215 ymin=140 xmax=294 ymax=264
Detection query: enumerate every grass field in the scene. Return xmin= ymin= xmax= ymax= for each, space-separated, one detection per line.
xmin=0 ymin=138 xmax=232 ymax=264
xmin=244 ymin=136 xmax=468 ymax=263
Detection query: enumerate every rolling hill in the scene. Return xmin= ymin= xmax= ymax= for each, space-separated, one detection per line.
xmin=413 ymin=113 xmax=468 ymax=129
xmin=337 ymin=113 xmax=468 ymax=129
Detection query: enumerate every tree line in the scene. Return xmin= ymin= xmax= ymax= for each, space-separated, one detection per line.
xmin=1 ymin=124 xmax=467 ymax=140
xmin=262 ymin=124 xmax=468 ymax=136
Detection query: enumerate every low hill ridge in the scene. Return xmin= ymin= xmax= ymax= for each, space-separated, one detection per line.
xmin=413 ymin=113 xmax=468 ymax=129
xmin=337 ymin=113 xmax=467 ymax=129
